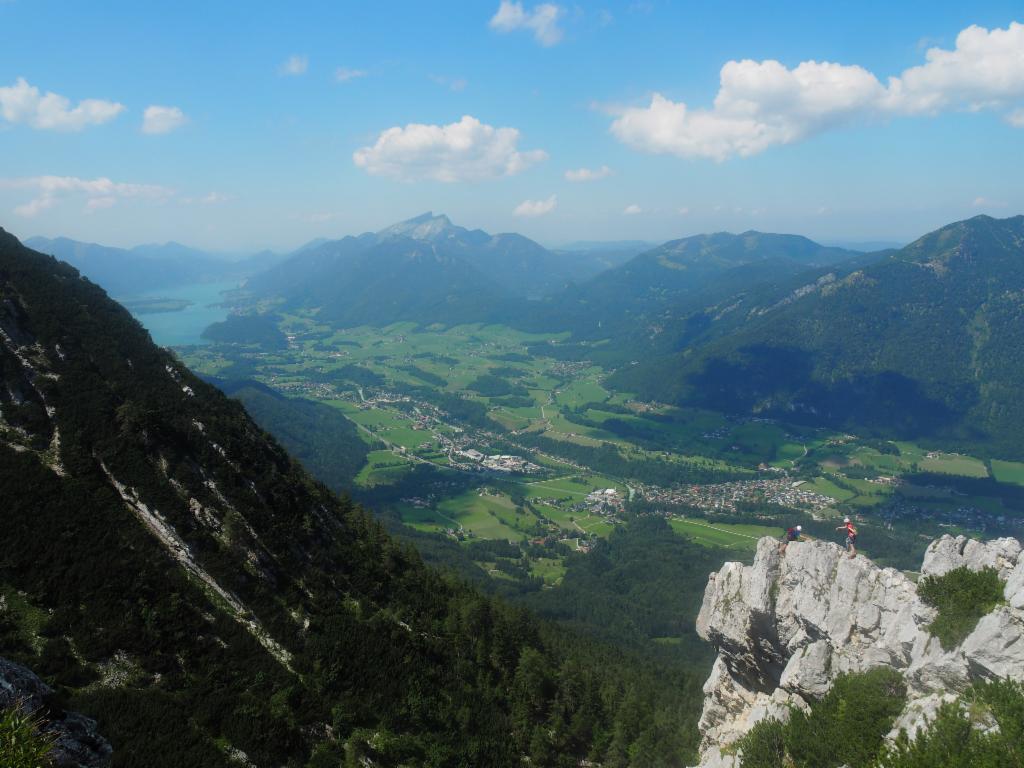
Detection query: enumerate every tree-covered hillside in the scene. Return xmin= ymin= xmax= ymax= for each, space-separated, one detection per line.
xmin=206 ymin=378 xmax=373 ymax=494
xmin=614 ymin=215 xmax=1024 ymax=457
xmin=507 ymin=231 xmax=868 ymax=361
xmin=0 ymin=228 xmax=706 ymax=767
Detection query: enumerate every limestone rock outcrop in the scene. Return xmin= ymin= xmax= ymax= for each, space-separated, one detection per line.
xmin=691 ymin=534 xmax=1024 ymax=767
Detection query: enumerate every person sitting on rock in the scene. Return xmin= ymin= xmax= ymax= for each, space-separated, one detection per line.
xmin=836 ymin=517 xmax=858 ymax=558
xmin=779 ymin=524 xmax=803 ymax=554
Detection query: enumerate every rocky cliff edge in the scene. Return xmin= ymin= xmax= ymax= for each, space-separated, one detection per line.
xmin=692 ymin=534 xmax=1024 ymax=767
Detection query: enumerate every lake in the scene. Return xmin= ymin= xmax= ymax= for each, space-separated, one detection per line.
xmin=121 ymin=281 xmax=237 ymax=347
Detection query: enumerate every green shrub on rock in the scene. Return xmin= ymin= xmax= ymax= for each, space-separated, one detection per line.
xmin=878 ymin=679 xmax=1024 ymax=768
xmin=917 ymin=567 xmax=1005 ymax=650
xmin=785 ymin=667 xmax=906 ymax=768
xmin=736 ymin=718 xmax=785 ymax=768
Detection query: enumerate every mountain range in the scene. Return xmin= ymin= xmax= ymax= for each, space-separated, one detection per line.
xmin=24 ymin=236 xmax=287 ymax=297
xmin=25 ymin=211 xmax=1024 ymax=458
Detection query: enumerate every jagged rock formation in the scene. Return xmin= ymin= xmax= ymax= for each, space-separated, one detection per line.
xmin=1 ymin=657 xmax=112 ymax=767
xmin=692 ymin=535 xmax=1024 ymax=767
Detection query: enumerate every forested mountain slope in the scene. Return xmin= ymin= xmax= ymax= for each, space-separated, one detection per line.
xmin=614 ymin=215 xmax=1024 ymax=457
xmin=512 ymin=231 xmax=865 ymax=351
xmin=0 ymin=228 xmax=703 ymax=767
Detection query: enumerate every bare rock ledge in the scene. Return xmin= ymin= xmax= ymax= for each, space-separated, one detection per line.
xmin=691 ymin=534 xmax=1024 ymax=767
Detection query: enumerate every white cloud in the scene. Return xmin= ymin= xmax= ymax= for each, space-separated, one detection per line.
xmin=1007 ymin=108 xmax=1024 ymax=127
xmin=514 ymin=194 xmax=557 ymax=217
xmin=623 ymin=204 xmax=642 ymax=215
xmin=564 ymin=165 xmax=611 ymax=182
xmin=142 ymin=105 xmax=187 ymax=134
xmin=353 ymin=115 xmax=547 ymax=182
xmin=610 ymin=21 xmax=1024 ymax=161
xmin=280 ymin=55 xmax=308 ymax=76
xmin=0 ymin=77 xmax=124 ymax=131
xmin=1 ymin=175 xmax=173 ymax=217
xmin=489 ymin=1 xmax=564 ymax=47
xmin=335 ymin=67 xmax=367 ymax=83
xmin=677 ymin=206 xmax=690 ymax=215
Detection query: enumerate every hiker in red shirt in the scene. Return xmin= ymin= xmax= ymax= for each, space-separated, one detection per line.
xmin=836 ymin=517 xmax=857 ymax=558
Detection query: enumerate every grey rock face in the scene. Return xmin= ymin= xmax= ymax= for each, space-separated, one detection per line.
xmin=691 ymin=535 xmax=1024 ymax=767
xmin=0 ymin=657 xmax=112 ymax=767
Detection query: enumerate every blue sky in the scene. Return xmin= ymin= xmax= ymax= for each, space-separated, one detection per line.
xmin=1 ymin=0 xmax=1022 ymax=251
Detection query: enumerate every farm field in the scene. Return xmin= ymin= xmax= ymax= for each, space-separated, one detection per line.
xmin=918 ymin=452 xmax=990 ymax=478
xmin=991 ymin=460 xmax=1024 ymax=486
xmin=668 ymin=517 xmax=780 ymax=552
xmin=354 ymin=449 xmax=414 ymax=487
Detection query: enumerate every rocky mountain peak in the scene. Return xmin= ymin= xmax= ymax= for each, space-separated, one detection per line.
xmin=377 ymin=211 xmax=458 ymax=241
xmin=692 ymin=534 xmax=1024 ymax=767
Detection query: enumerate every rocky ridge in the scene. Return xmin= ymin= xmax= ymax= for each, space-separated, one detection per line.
xmin=692 ymin=534 xmax=1024 ymax=767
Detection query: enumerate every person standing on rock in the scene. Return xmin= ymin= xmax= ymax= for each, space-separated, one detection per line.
xmin=836 ymin=517 xmax=858 ymax=558
xmin=779 ymin=524 xmax=803 ymax=554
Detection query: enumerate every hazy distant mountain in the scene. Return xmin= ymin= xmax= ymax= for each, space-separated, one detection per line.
xmin=518 ymin=231 xmax=864 ymax=345
xmin=24 ymin=236 xmax=285 ymax=297
xmin=242 ymin=213 xmax=634 ymax=328
xmin=614 ymin=215 xmax=1024 ymax=456
xmin=245 ymin=225 xmax=511 ymax=327
xmin=375 ymin=212 xmax=622 ymax=297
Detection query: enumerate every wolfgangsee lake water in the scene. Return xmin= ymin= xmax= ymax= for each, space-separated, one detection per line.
xmin=122 ymin=281 xmax=238 ymax=347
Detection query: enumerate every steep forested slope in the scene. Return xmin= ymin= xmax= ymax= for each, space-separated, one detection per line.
xmin=509 ymin=231 xmax=866 ymax=358
xmin=206 ymin=378 xmax=372 ymax=494
xmin=614 ymin=215 xmax=1024 ymax=457
xmin=0 ymin=228 xmax=703 ymax=767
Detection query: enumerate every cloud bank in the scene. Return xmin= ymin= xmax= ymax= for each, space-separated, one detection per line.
xmin=353 ymin=115 xmax=547 ymax=182
xmin=611 ymin=21 xmax=1024 ymax=161
xmin=1 ymin=175 xmax=173 ymax=217
xmin=514 ymin=194 xmax=557 ymax=216
xmin=489 ymin=1 xmax=564 ymax=47
xmin=142 ymin=105 xmax=187 ymax=134
xmin=0 ymin=78 xmax=124 ymax=131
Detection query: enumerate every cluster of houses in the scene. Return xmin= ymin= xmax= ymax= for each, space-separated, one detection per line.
xmin=583 ymin=487 xmax=625 ymax=515
xmin=641 ymin=477 xmax=835 ymax=514
xmin=884 ymin=498 xmax=1024 ymax=534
